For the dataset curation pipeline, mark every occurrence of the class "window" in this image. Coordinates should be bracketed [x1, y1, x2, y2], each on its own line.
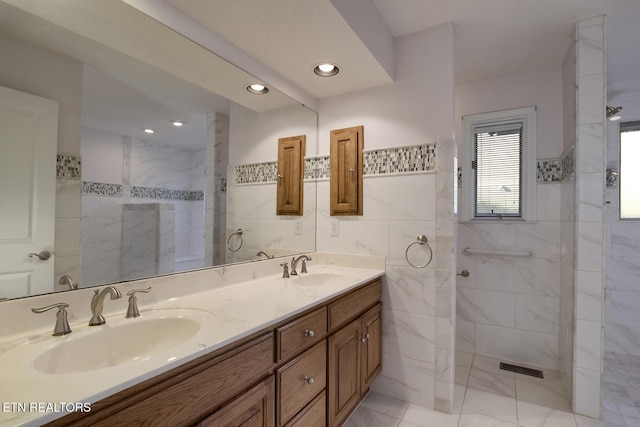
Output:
[460, 107, 536, 221]
[620, 121, 640, 219]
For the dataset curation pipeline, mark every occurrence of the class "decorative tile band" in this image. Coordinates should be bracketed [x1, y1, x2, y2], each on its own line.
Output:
[534, 147, 575, 183]
[56, 153, 82, 179]
[561, 147, 575, 180]
[83, 182, 122, 196]
[235, 161, 278, 184]
[385, 144, 436, 174]
[235, 143, 437, 184]
[83, 182, 203, 201]
[313, 157, 330, 180]
[537, 159, 563, 182]
[131, 186, 204, 201]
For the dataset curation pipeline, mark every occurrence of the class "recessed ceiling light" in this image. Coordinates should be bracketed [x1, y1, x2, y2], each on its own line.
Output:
[144, 128, 154, 134]
[313, 63, 340, 77]
[172, 121, 184, 127]
[246, 83, 269, 95]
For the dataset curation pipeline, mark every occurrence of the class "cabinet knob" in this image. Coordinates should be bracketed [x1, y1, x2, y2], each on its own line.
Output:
[360, 333, 370, 343]
[349, 168, 355, 174]
[304, 329, 315, 338]
[304, 376, 315, 385]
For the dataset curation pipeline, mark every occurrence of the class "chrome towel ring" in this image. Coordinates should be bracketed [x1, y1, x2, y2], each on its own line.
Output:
[405, 235, 433, 269]
[227, 229, 243, 252]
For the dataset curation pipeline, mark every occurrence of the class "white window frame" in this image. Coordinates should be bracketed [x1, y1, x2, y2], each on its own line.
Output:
[460, 106, 537, 222]
[619, 121, 640, 220]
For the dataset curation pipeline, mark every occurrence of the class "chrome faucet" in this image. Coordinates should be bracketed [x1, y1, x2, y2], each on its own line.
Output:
[58, 274, 78, 290]
[257, 251, 273, 259]
[290, 255, 312, 275]
[89, 286, 122, 326]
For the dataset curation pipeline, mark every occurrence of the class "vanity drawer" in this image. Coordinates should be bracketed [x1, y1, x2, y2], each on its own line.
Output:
[328, 279, 381, 331]
[276, 306, 327, 362]
[283, 391, 326, 427]
[277, 340, 326, 425]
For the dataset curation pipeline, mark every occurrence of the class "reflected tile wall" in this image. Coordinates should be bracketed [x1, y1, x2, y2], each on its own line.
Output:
[81, 133, 206, 286]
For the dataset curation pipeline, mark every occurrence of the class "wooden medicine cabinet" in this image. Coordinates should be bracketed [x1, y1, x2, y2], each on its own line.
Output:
[277, 135, 306, 216]
[330, 126, 363, 216]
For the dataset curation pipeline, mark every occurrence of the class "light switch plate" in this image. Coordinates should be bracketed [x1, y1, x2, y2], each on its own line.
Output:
[294, 219, 303, 235]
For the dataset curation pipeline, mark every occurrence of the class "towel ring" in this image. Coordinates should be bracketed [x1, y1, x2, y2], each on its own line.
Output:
[405, 235, 433, 269]
[227, 229, 243, 252]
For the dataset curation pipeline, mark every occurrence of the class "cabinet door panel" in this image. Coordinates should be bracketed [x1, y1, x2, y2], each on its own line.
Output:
[277, 135, 305, 215]
[360, 303, 382, 393]
[327, 320, 361, 427]
[330, 126, 363, 215]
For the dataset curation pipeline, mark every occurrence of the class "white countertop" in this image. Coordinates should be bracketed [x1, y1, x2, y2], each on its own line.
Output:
[0, 260, 384, 426]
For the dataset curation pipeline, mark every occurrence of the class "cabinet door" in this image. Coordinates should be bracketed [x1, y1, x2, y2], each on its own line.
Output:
[330, 126, 363, 216]
[277, 135, 305, 216]
[197, 376, 275, 427]
[360, 303, 382, 393]
[327, 319, 361, 427]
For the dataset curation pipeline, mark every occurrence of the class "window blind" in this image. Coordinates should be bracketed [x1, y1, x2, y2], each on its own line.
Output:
[473, 122, 523, 218]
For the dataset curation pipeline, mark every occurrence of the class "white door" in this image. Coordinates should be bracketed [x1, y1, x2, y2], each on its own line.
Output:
[0, 85, 58, 298]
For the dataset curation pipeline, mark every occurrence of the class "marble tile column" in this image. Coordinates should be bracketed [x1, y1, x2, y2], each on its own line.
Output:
[573, 15, 606, 419]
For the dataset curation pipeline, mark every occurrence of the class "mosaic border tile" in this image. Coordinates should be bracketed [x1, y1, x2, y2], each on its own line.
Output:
[82, 182, 122, 196]
[56, 153, 81, 179]
[235, 143, 437, 184]
[537, 158, 563, 182]
[561, 147, 575, 180]
[131, 186, 204, 201]
[235, 161, 278, 184]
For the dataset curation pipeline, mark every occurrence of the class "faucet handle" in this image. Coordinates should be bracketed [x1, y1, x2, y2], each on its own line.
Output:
[280, 262, 290, 278]
[126, 287, 152, 318]
[301, 259, 308, 274]
[31, 303, 72, 336]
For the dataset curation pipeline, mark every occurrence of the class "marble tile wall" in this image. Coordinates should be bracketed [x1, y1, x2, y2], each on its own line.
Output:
[55, 153, 82, 292]
[298, 140, 456, 412]
[121, 203, 175, 280]
[455, 180, 563, 371]
[573, 15, 606, 419]
[604, 79, 640, 359]
[204, 112, 229, 267]
[81, 131, 207, 286]
[559, 37, 577, 407]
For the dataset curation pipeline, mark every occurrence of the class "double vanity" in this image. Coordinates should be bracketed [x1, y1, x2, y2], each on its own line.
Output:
[0, 253, 385, 426]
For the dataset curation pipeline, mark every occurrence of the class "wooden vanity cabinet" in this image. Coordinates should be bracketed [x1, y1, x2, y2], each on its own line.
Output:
[45, 279, 382, 427]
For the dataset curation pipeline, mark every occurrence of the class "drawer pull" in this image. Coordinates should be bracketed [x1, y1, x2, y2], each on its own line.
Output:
[304, 376, 315, 385]
[304, 329, 315, 338]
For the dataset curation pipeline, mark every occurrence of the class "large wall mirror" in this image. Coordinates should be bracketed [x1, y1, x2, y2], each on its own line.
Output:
[0, 0, 317, 300]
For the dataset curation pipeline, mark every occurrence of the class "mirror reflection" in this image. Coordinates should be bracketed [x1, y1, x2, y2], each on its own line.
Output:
[0, 0, 317, 299]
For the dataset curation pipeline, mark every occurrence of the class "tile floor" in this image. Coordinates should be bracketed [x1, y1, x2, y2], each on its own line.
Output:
[602, 352, 640, 427]
[344, 353, 623, 427]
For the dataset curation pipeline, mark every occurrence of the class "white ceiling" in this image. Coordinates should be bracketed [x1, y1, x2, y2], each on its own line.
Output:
[162, 0, 640, 93]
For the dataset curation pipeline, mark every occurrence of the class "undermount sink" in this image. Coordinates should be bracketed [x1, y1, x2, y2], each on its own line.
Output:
[291, 272, 351, 286]
[32, 310, 209, 374]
